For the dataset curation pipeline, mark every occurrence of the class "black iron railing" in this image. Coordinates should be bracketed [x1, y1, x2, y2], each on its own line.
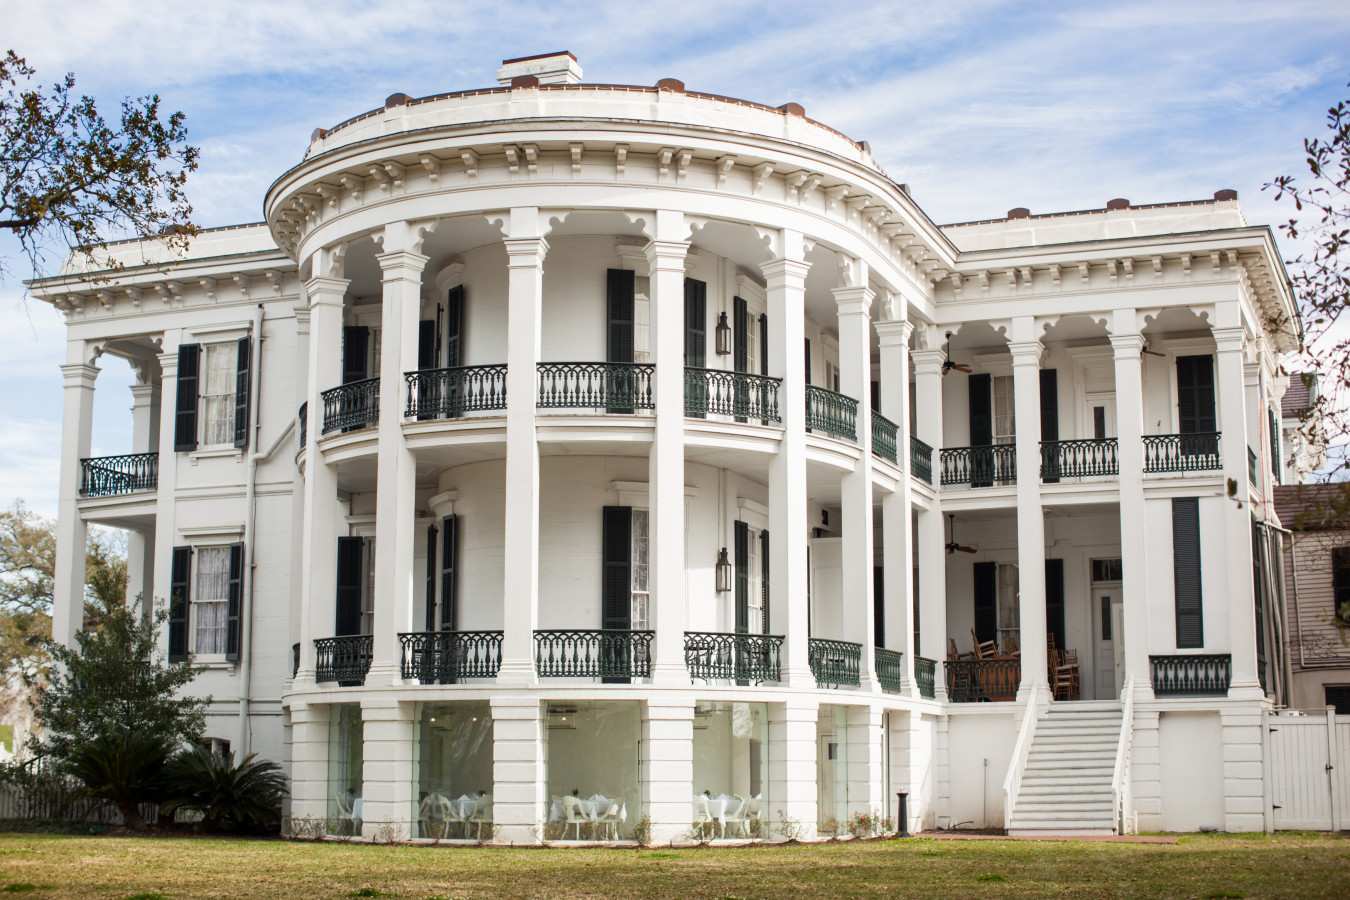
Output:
[684, 632, 783, 683]
[915, 656, 936, 699]
[321, 378, 380, 435]
[79, 452, 158, 497]
[940, 444, 1016, 487]
[404, 365, 507, 419]
[536, 362, 655, 411]
[945, 658, 1020, 702]
[911, 437, 933, 485]
[314, 635, 373, 686]
[808, 638, 862, 688]
[1248, 446, 1259, 486]
[684, 368, 781, 422]
[872, 413, 899, 464]
[1150, 654, 1232, 696]
[399, 631, 503, 683]
[875, 647, 904, 693]
[805, 386, 858, 442]
[1142, 432, 1221, 473]
[534, 629, 654, 679]
[292, 642, 299, 678]
[298, 402, 307, 448]
[1041, 438, 1119, 480]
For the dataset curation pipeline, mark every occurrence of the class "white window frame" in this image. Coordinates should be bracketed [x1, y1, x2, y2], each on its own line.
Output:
[199, 342, 237, 448]
[191, 544, 231, 659]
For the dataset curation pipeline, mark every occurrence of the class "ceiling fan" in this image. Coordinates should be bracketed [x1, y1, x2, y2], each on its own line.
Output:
[1141, 339, 1166, 358]
[945, 514, 977, 555]
[941, 331, 972, 376]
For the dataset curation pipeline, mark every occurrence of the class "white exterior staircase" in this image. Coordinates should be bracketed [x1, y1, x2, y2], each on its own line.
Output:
[1008, 701, 1123, 835]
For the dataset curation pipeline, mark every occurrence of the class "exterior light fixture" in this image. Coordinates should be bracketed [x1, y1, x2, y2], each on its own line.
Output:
[715, 311, 732, 355]
[715, 546, 732, 592]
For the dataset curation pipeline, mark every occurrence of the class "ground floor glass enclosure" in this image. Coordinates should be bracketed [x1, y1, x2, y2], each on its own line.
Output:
[691, 701, 768, 838]
[544, 700, 641, 840]
[413, 701, 494, 839]
[327, 704, 364, 834]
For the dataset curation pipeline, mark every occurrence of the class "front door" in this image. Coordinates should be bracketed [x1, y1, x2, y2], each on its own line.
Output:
[1085, 393, 1116, 440]
[1092, 584, 1124, 700]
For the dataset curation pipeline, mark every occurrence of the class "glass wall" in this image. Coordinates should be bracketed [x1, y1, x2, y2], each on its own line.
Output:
[816, 705, 849, 832]
[326, 704, 364, 834]
[413, 701, 494, 839]
[544, 701, 640, 840]
[691, 701, 769, 838]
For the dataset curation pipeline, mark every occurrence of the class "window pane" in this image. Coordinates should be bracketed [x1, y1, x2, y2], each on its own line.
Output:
[202, 344, 235, 445]
[194, 547, 229, 654]
[993, 375, 1015, 442]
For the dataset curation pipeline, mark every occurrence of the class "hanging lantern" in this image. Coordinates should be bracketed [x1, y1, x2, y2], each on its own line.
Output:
[715, 546, 733, 592]
[715, 311, 732, 355]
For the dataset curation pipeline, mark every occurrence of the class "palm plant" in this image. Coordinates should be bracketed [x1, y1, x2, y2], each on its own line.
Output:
[160, 746, 287, 832]
[64, 730, 176, 829]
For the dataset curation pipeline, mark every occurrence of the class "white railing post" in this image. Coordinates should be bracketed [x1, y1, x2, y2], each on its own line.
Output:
[1111, 677, 1137, 834]
[1002, 682, 1042, 830]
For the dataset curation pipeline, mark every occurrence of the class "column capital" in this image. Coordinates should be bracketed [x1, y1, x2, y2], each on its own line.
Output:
[503, 236, 550, 267]
[759, 257, 811, 285]
[1008, 340, 1043, 366]
[642, 238, 690, 273]
[128, 382, 159, 402]
[58, 363, 100, 387]
[304, 275, 350, 305]
[911, 348, 945, 376]
[1109, 332, 1146, 358]
[1212, 326, 1245, 354]
[874, 319, 914, 347]
[376, 248, 430, 282]
[832, 285, 874, 317]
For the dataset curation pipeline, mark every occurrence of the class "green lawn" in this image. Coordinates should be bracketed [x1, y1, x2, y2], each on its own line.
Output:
[0, 832, 1345, 899]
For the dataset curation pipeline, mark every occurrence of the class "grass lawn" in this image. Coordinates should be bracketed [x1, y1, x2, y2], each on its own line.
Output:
[0, 832, 1345, 899]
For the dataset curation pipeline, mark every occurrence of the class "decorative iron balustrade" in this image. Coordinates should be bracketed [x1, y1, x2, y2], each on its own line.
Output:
[314, 635, 373, 685]
[940, 444, 1016, 487]
[321, 378, 380, 435]
[910, 437, 934, 485]
[804, 386, 858, 442]
[1041, 438, 1119, 480]
[945, 658, 1021, 702]
[1248, 446, 1259, 486]
[1141, 432, 1221, 473]
[683, 368, 781, 422]
[536, 362, 655, 412]
[292, 642, 299, 678]
[872, 413, 899, 464]
[79, 452, 158, 497]
[915, 656, 937, 699]
[298, 402, 307, 448]
[404, 365, 507, 419]
[683, 632, 783, 683]
[808, 638, 862, 688]
[1149, 654, 1231, 696]
[534, 629, 654, 679]
[400, 631, 503, 683]
[875, 647, 904, 694]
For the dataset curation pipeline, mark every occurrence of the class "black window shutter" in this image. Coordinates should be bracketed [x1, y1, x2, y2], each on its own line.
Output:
[734, 521, 749, 633]
[1172, 497, 1204, 648]
[913, 564, 921, 652]
[601, 506, 632, 630]
[425, 522, 438, 632]
[342, 326, 369, 383]
[760, 529, 770, 634]
[874, 566, 885, 648]
[1177, 355, 1215, 434]
[1251, 520, 1268, 692]
[1269, 407, 1280, 482]
[973, 561, 997, 645]
[1045, 558, 1065, 653]
[169, 546, 191, 662]
[226, 541, 244, 661]
[871, 381, 881, 412]
[804, 338, 812, 384]
[733, 296, 748, 373]
[440, 515, 457, 631]
[445, 286, 464, 368]
[174, 344, 200, 452]
[418, 320, 436, 369]
[335, 536, 364, 636]
[1040, 369, 1059, 484]
[969, 373, 993, 446]
[606, 269, 635, 364]
[685, 278, 706, 367]
[1333, 547, 1350, 621]
[759, 314, 769, 375]
[233, 337, 251, 449]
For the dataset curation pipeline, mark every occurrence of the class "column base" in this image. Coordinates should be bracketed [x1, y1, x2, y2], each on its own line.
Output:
[496, 658, 539, 687]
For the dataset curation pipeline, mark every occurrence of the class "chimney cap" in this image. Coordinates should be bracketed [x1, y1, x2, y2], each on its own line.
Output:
[656, 78, 685, 92]
[497, 51, 582, 86]
[510, 74, 540, 89]
[1214, 188, 1238, 202]
[1008, 207, 1031, 219]
[779, 102, 805, 117]
[385, 93, 412, 108]
[1106, 198, 1130, 210]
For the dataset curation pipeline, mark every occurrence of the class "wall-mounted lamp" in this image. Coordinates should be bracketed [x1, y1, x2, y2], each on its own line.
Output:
[715, 546, 732, 592]
[715, 311, 732, 355]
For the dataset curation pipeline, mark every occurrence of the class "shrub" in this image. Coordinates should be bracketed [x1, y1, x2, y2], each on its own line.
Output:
[65, 731, 175, 829]
[159, 746, 286, 832]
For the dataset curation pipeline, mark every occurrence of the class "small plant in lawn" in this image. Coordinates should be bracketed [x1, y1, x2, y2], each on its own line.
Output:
[370, 821, 402, 844]
[686, 819, 715, 843]
[288, 815, 327, 841]
[160, 746, 286, 832]
[348, 889, 385, 898]
[1, 885, 39, 894]
[774, 809, 803, 842]
[820, 815, 841, 840]
[977, 873, 1007, 883]
[632, 814, 653, 846]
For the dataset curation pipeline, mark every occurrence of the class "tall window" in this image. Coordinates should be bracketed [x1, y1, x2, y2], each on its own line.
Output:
[361, 537, 377, 635]
[193, 546, 230, 655]
[630, 510, 649, 630]
[202, 343, 237, 445]
[992, 375, 1015, 444]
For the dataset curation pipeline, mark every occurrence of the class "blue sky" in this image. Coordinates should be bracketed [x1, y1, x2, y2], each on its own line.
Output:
[3, 0, 1349, 518]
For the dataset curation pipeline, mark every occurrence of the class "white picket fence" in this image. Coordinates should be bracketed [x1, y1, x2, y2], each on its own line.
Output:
[0, 783, 158, 826]
[1265, 709, 1350, 831]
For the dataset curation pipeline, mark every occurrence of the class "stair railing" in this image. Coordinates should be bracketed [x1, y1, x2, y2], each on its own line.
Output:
[1111, 677, 1137, 835]
[1002, 682, 1042, 831]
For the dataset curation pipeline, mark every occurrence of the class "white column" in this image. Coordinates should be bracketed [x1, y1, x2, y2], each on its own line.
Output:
[359, 698, 416, 839]
[644, 219, 690, 684]
[286, 702, 331, 827]
[835, 281, 878, 688]
[762, 234, 812, 688]
[491, 695, 545, 843]
[768, 697, 819, 839]
[912, 347, 947, 699]
[500, 212, 547, 685]
[53, 354, 98, 648]
[1010, 322, 1048, 695]
[289, 305, 312, 677]
[1110, 319, 1152, 699]
[846, 705, 885, 819]
[876, 319, 914, 694]
[130, 380, 160, 453]
[371, 237, 429, 685]
[642, 700, 694, 842]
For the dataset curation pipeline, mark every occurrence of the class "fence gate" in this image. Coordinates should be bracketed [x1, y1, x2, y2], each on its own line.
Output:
[1265, 710, 1347, 831]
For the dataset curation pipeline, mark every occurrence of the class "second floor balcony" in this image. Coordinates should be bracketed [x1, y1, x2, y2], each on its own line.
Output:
[79, 452, 158, 497]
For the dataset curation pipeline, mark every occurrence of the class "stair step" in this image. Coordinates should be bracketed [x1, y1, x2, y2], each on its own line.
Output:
[1020, 779, 1113, 791]
[1032, 735, 1118, 745]
[1009, 823, 1115, 834]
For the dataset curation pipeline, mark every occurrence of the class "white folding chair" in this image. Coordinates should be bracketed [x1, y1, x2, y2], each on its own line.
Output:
[562, 795, 589, 840]
[598, 801, 622, 840]
[469, 794, 493, 841]
[722, 794, 749, 838]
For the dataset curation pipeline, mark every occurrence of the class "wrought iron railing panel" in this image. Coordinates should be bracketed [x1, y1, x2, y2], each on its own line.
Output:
[910, 437, 933, 485]
[808, 638, 862, 688]
[1149, 654, 1231, 696]
[536, 362, 655, 411]
[683, 368, 781, 422]
[404, 365, 507, 419]
[1141, 432, 1221, 473]
[915, 656, 937, 699]
[804, 385, 858, 442]
[314, 635, 373, 685]
[939, 444, 1016, 487]
[298, 402, 307, 448]
[400, 631, 503, 683]
[872, 413, 899, 464]
[79, 452, 158, 497]
[321, 378, 380, 435]
[875, 647, 904, 693]
[683, 632, 783, 683]
[945, 658, 1021, 702]
[1041, 438, 1119, 480]
[292, 642, 299, 678]
[534, 629, 654, 679]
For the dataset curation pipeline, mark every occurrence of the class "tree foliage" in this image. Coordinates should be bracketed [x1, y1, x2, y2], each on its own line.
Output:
[0, 49, 198, 282]
[160, 747, 287, 832]
[65, 730, 176, 829]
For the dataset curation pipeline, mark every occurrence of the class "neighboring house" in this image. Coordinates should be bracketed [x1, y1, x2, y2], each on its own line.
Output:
[1280, 373, 1326, 485]
[29, 52, 1300, 840]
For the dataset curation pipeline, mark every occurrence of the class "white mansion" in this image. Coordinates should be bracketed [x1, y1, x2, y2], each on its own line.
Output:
[33, 53, 1300, 841]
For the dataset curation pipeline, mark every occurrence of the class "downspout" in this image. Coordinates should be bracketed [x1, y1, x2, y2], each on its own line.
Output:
[236, 303, 271, 759]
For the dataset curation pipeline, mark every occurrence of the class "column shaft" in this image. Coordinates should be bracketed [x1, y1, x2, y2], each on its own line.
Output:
[491, 696, 545, 843]
[768, 698, 819, 839]
[642, 701, 694, 842]
[877, 320, 914, 693]
[359, 698, 415, 838]
[53, 356, 97, 648]
[1010, 329, 1048, 693]
[151, 343, 181, 658]
[912, 348, 947, 697]
[1111, 320, 1151, 697]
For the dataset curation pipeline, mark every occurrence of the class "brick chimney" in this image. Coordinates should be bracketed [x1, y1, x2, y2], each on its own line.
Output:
[497, 52, 583, 86]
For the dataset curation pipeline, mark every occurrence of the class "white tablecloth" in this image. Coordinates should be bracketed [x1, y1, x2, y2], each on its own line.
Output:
[450, 794, 481, 820]
[548, 794, 627, 823]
